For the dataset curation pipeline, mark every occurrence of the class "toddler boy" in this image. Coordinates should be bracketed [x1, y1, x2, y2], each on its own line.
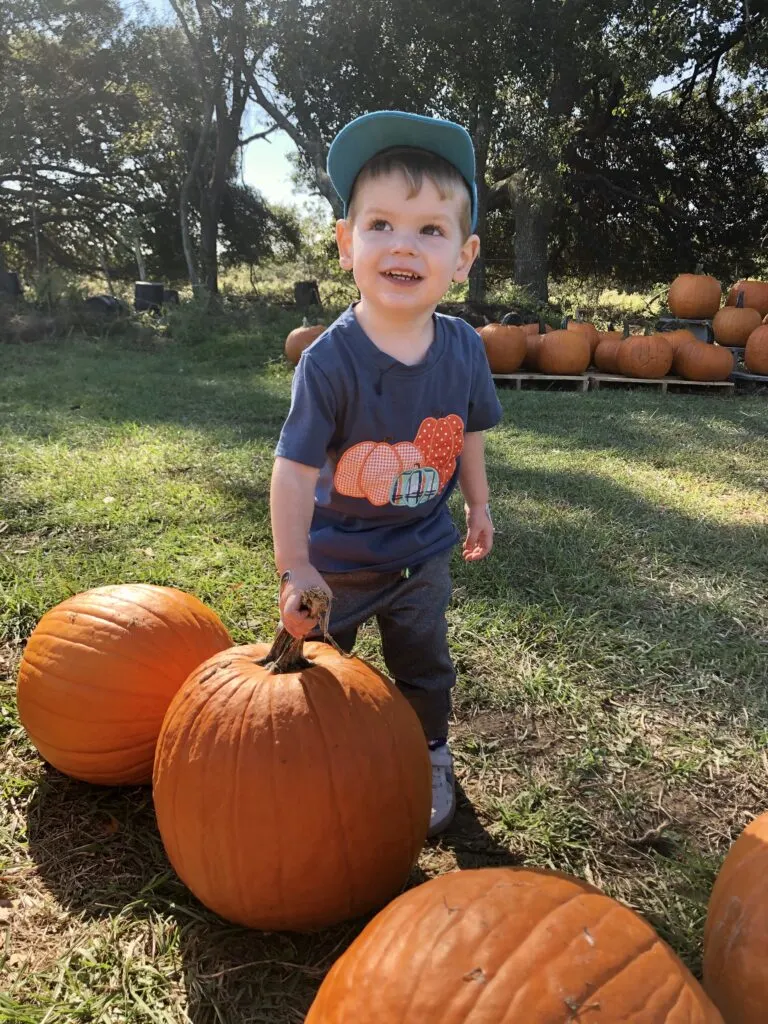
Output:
[271, 110, 502, 835]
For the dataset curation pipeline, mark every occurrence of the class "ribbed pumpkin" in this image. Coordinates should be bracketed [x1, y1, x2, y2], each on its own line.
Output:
[726, 280, 768, 318]
[306, 866, 723, 1024]
[285, 323, 325, 365]
[703, 812, 768, 1023]
[744, 325, 768, 375]
[522, 332, 544, 370]
[674, 341, 734, 381]
[476, 323, 526, 373]
[668, 273, 722, 319]
[17, 585, 232, 785]
[616, 335, 673, 379]
[713, 294, 761, 347]
[537, 329, 590, 374]
[594, 337, 623, 372]
[662, 329, 699, 354]
[153, 618, 431, 931]
[597, 330, 623, 345]
[566, 320, 601, 359]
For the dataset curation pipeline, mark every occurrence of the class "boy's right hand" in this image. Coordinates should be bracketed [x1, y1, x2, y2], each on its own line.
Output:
[279, 564, 332, 638]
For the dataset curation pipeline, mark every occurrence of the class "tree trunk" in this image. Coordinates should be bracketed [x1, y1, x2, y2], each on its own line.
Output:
[199, 195, 220, 295]
[179, 99, 212, 291]
[133, 236, 146, 281]
[513, 191, 553, 303]
[468, 98, 493, 305]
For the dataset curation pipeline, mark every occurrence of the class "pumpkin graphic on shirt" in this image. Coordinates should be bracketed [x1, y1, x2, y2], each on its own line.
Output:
[333, 415, 464, 507]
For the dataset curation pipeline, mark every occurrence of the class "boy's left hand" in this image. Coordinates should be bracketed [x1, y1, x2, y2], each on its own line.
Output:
[463, 503, 494, 561]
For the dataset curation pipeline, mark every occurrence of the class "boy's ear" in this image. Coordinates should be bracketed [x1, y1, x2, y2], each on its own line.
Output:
[453, 233, 480, 283]
[335, 218, 353, 270]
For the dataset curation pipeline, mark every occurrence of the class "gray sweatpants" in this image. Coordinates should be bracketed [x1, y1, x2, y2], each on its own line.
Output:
[310, 549, 455, 740]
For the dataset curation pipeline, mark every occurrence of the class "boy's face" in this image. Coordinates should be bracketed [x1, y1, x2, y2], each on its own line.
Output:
[335, 169, 479, 319]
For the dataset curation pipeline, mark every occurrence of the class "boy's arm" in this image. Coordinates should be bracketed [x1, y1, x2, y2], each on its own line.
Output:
[458, 431, 494, 562]
[271, 456, 331, 637]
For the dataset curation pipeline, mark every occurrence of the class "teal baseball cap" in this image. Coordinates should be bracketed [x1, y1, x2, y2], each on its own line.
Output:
[327, 110, 478, 232]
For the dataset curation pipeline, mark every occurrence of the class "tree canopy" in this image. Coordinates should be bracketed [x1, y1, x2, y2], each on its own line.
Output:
[1, 0, 766, 298]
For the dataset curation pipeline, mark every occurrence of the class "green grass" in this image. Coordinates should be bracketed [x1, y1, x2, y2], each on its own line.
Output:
[1, 309, 767, 1021]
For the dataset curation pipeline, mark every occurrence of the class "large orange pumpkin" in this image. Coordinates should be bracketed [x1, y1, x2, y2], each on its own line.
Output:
[668, 273, 722, 319]
[16, 585, 231, 784]
[597, 330, 624, 345]
[673, 341, 734, 381]
[616, 335, 673, 379]
[744, 324, 768, 375]
[285, 323, 325, 365]
[726, 280, 768, 318]
[522, 333, 543, 369]
[713, 292, 761, 346]
[477, 323, 526, 373]
[537, 329, 590, 374]
[566, 319, 600, 358]
[661, 329, 699, 354]
[306, 866, 723, 1023]
[153, 627, 431, 932]
[594, 337, 623, 372]
[703, 812, 768, 1023]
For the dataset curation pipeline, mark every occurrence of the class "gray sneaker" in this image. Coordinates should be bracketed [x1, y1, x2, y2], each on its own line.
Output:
[427, 743, 456, 837]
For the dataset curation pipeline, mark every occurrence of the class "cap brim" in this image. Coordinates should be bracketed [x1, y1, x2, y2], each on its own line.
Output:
[327, 111, 477, 232]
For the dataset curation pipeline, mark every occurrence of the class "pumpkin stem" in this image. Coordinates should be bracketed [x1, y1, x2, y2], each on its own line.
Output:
[258, 588, 350, 673]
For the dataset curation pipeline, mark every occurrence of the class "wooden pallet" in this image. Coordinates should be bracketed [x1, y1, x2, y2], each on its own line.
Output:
[492, 372, 589, 391]
[588, 373, 734, 393]
[492, 372, 737, 394]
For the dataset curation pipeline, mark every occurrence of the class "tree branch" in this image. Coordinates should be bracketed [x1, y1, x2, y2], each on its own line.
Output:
[238, 124, 280, 147]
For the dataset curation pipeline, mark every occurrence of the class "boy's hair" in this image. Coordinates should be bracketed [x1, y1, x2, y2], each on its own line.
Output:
[347, 146, 473, 239]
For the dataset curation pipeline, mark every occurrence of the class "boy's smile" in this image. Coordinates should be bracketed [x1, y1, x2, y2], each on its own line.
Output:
[336, 171, 479, 322]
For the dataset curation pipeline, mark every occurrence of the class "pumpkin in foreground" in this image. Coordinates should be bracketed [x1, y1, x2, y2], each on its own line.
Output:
[153, 622, 431, 931]
[306, 866, 722, 1023]
[703, 812, 768, 1023]
[16, 584, 232, 785]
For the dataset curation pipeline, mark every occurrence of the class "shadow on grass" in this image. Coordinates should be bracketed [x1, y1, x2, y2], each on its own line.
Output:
[495, 389, 768, 495]
[466, 461, 768, 708]
[435, 781, 521, 870]
[27, 766, 482, 1023]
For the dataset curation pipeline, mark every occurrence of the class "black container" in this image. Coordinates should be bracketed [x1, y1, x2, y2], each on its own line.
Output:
[0, 270, 22, 297]
[134, 281, 164, 313]
[294, 280, 322, 309]
[163, 288, 180, 306]
[656, 317, 714, 343]
[85, 295, 125, 314]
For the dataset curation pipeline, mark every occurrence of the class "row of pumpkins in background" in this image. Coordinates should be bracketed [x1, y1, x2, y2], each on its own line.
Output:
[477, 273, 768, 381]
[13, 582, 768, 1022]
[284, 274, 768, 378]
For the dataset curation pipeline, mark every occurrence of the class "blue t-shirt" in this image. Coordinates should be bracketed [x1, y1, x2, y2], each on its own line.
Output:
[275, 304, 503, 572]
